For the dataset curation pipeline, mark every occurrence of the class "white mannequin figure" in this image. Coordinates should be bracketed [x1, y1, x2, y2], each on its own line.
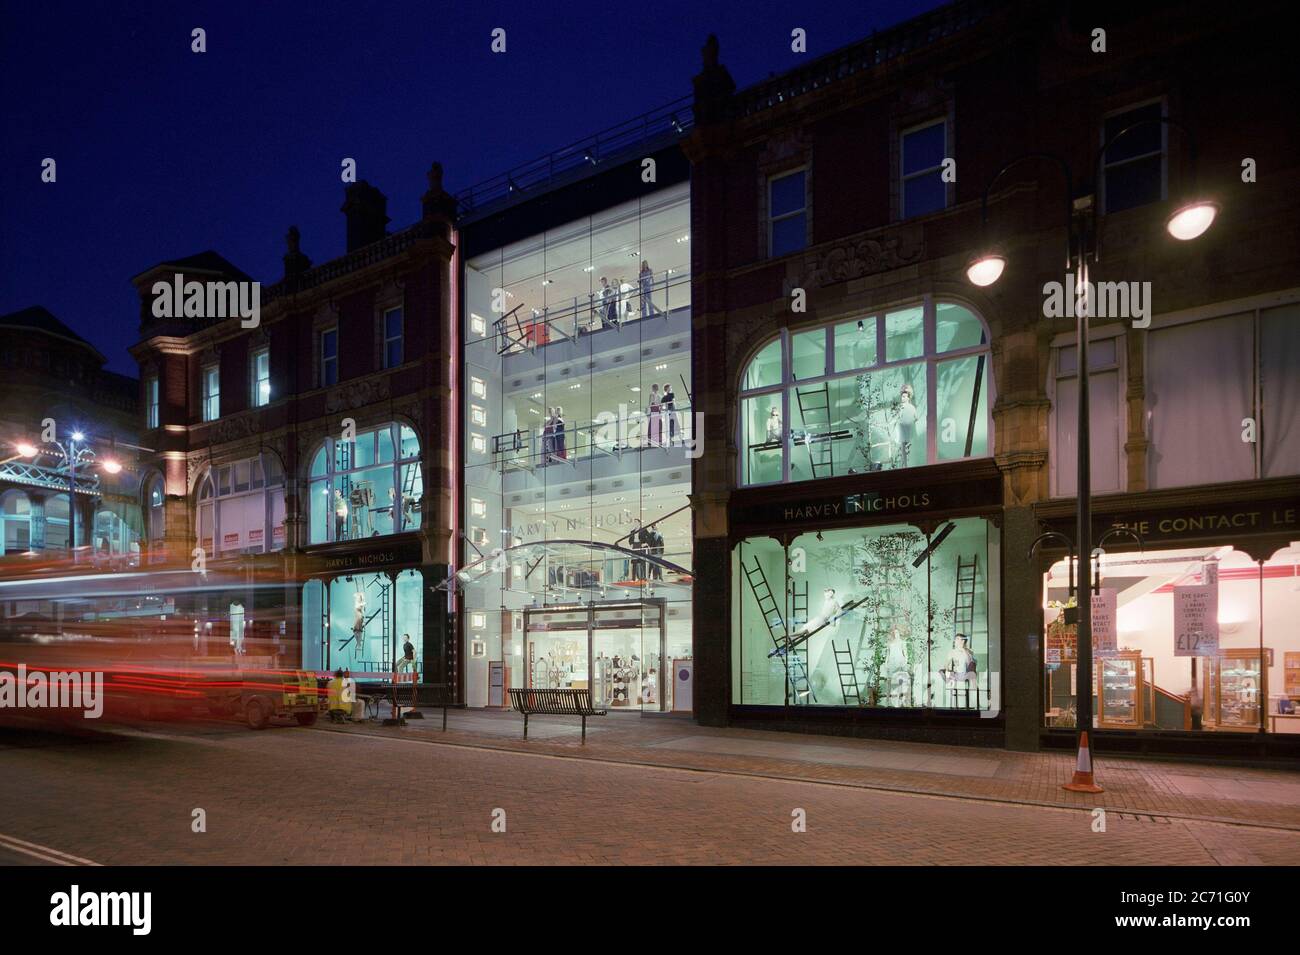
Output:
[884, 627, 910, 706]
[352, 590, 366, 640]
[333, 489, 349, 540]
[896, 383, 918, 467]
[765, 407, 783, 444]
[940, 633, 978, 692]
[229, 602, 245, 656]
[797, 587, 842, 637]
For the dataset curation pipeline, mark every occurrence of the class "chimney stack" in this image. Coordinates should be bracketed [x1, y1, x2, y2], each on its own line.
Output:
[283, 225, 312, 279]
[341, 181, 390, 252]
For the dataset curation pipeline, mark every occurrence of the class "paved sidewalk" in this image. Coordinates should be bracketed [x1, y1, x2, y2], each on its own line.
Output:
[328, 706, 1300, 830]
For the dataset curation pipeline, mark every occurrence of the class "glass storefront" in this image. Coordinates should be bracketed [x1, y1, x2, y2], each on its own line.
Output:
[308, 423, 422, 544]
[739, 300, 991, 486]
[732, 516, 1000, 711]
[302, 568, 424, 678]
[1042, 543, 1300, 734]
[460, 181, 694, 709]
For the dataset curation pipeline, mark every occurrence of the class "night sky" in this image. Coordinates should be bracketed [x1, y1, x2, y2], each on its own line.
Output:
[1, 0, 942, 375]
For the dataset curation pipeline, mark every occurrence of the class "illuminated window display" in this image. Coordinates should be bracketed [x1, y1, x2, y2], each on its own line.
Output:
[307, 422, 422, 544]
[195, 453, 286, 555]
[739, 300, 990, 486]
[301, 568, 424, 677]
[732, 516, 999, 710]
[1041, 544, 1300, 734]
[460, 182, 694, 709]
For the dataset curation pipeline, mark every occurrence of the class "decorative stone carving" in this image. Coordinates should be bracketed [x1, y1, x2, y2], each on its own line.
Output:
[209, 414, 260, 444]
[324, 376, 391, 414]
[801, 233, 923, 288]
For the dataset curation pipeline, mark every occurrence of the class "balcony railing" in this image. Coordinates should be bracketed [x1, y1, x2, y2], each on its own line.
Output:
[490, 269, 689, 356]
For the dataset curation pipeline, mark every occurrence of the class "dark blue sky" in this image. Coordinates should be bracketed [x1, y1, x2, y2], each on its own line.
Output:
[2, 0, 943, 375]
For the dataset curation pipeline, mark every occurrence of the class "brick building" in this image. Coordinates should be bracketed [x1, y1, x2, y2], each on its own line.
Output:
[129, 167, 459, 690]
[686, 0, 1299, 756]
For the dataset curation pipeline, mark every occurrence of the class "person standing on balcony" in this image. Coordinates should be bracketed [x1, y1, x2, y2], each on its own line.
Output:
[554, 406, 567, 460]
[599, 277, 616, 326]
[662, 381, 679, 445]
[542, 408, 555, 463]
[639, 260, 658, 317]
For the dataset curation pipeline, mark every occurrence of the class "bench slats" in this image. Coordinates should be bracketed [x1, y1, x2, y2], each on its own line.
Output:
[507, 687, 607, 716]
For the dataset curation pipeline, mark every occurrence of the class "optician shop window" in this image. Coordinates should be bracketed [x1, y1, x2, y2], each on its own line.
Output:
[739, 299, 991, 486]
[308, 422, 422, 544]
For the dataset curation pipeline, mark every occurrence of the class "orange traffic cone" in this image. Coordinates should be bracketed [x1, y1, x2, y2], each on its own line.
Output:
[1063, 731, 1104, 793]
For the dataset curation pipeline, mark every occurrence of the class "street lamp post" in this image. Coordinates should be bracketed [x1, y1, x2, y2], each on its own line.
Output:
[968, 117, 1216, 790]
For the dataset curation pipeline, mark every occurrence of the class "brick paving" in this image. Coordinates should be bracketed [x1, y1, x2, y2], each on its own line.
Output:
[346, 706, 1300, 830]
[0, 717, 1297, 865]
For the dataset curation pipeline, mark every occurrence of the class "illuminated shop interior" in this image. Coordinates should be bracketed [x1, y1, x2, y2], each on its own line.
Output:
[1042, 544, 1300, 733]
[460, 181, 694, 710]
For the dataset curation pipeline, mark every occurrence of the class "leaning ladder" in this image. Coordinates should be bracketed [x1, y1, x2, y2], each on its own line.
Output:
[742, 557, 815, 704]
[833, 641, 862, 705]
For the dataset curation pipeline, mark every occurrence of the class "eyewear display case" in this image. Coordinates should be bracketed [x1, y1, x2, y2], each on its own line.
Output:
[1096, 650, 1146, 728]
[1206, 649, 1267, 732]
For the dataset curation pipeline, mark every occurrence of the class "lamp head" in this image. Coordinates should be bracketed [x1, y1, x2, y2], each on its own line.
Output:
[71, 431, 85, 442]
[15, 442, 38, 458]
[965, 253, 1006, 287]
[101, 459, 123, 475]
[1166, 200, 1218, 241]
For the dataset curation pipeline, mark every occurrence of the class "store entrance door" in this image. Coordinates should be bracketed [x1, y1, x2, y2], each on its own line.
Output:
[522, 600, 667, 713]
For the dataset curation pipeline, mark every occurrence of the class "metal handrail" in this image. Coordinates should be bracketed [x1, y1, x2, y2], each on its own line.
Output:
[455, 96, 694, 214]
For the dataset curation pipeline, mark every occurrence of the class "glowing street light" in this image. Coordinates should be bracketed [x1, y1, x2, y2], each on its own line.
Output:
[1166, 200, 1219, 241]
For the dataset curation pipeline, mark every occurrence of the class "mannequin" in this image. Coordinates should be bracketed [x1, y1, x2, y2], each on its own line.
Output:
[943, 633, 977, 681]
[352, 590, 366, 651]
[229, 602, 246, 656]
[648, 385, 662, 446]
[765, 407, 783, 444]
[884, 626, 910, 706]
[797, 587, 843, 637]
[553, 406, 567, 460]
[333, 490, 349, 540]
[896, 383, 918, 468]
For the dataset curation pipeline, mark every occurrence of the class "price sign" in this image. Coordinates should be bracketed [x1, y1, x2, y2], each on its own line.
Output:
[1091, 589, 1118, 658]
[1174, 584, 1219, 657]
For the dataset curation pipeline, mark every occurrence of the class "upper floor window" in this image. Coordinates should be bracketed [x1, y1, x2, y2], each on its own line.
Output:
[145, 375, 159, 429]
[196, 454, 286, 556]
[1101, 101, 1165, 214]
[739, 299, 991, 486]
[201, 364, 220, 421]
[250, 347, 270, 407]
[1051, 336, 1123, 497]
[307, 422, 423, 544]
[901, 119, 947, 219]
[321, 328, 339, 386]
[383, 307, 404, 368]
[145, 474, 166, 557]
[768, 169, 807, 257]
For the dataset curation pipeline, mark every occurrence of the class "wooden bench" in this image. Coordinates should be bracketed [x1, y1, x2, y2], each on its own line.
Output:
[507, 688, 607, 743]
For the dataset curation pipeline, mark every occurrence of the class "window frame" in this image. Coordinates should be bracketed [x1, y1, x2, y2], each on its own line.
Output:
[899, 118, 948, 219]
[307, 422, 423, 544]
[1100, 98, 1168, 215]
[737, 296, 993, 487]
[250, 346, 271, 408]
[767, 166, 809, 258]
[145, 375, 160, 429]
[382, 306, 404, 369]
[201, 363, 220, 422]
[1048, 330, 1126, 498]
[320, 327, 339, 387]
[195, 452, 286, 556]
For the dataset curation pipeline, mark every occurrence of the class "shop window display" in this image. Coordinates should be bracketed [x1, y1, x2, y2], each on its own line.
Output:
[308, 423, 422, 544]
[733, 517, 997, 710]
[306, 569, 423, 677]
[1042, 544, 1300, 734]
[740, 298, 990, 486]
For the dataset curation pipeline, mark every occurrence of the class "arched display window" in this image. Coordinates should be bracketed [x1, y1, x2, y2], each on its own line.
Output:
[194, 452, 287, 555]
[738, 298, 992, 486]
[307, 422, 422, 544]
